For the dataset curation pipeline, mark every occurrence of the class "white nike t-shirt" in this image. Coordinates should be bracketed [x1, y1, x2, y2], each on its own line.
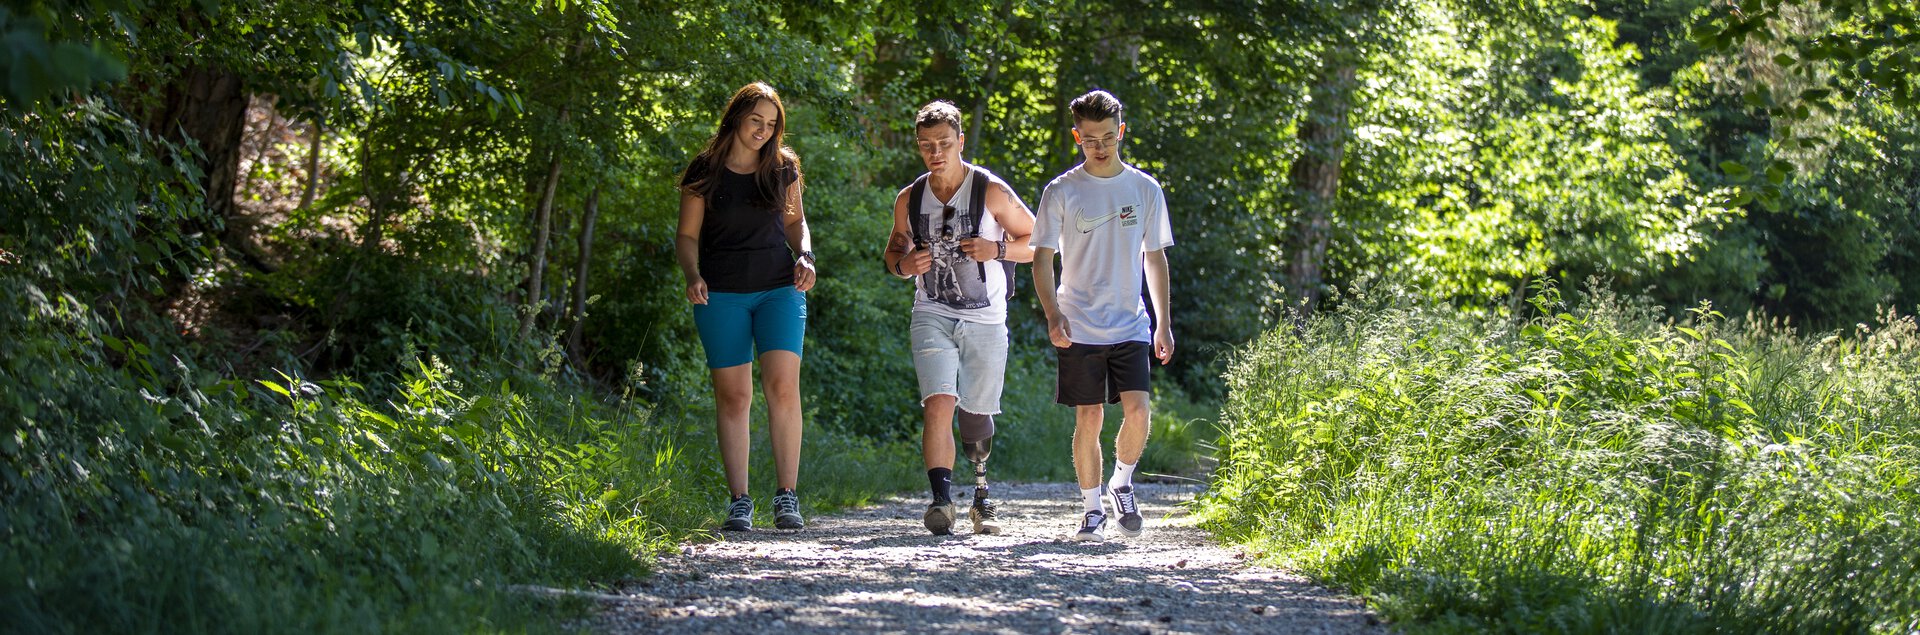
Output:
[1031, 163, 1175, 345]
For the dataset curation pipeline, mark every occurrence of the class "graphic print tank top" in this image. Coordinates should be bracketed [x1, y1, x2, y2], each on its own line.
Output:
[912, 168, 1008, 325]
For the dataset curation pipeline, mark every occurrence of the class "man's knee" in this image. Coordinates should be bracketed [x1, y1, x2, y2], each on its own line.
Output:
[958, 410, 994, 462]
[1073, 404, 1106, 428]
[1120, 392, 1150, 421]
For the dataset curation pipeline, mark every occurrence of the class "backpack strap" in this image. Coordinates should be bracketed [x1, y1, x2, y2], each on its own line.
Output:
[966, 167, 1019, 298]
[904, 173, 930, 285]
[966, 167, 989, 232]
[967, 167, 989, 284]
[907, 172, 931, 248]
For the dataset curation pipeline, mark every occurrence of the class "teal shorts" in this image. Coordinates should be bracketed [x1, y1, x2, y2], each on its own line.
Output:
[692, 286, 807, 369]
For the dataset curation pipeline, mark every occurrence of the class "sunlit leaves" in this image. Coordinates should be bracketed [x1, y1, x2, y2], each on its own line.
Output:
[1690, 0, 1919, 213]
[1340, 10, 1727, 303]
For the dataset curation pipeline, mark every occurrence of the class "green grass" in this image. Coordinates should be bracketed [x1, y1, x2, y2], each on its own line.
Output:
[0, 261, 1206, 635]
[1197, 283, 1920, 633]
[0, 311, 922, 634]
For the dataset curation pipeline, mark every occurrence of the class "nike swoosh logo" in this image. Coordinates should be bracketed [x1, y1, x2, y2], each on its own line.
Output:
[1077, 209, 1122, 233]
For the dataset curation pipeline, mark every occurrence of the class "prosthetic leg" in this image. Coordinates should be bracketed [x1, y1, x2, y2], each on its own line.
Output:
[958, 410, 1001, 534]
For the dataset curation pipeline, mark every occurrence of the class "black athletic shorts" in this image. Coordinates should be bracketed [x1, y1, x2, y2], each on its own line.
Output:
[1054, 341, 1152, 406]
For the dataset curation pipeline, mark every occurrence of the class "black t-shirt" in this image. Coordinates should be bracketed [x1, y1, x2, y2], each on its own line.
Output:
[681, 161, 798, 292]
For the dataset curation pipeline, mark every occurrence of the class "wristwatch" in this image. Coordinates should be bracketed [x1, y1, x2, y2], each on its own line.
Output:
[995, 240, 1006, 261]
[798, 250, 816, 266]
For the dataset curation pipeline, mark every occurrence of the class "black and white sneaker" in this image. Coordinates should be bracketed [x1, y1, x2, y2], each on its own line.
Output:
[1108, 485, 1143, 537]
[772, 489, 804, 530]
[721, 495, 753, 532]
[969, 493, 1002, 535]
[1073, 510, 1108, 542]
[924, 499, 958, 535]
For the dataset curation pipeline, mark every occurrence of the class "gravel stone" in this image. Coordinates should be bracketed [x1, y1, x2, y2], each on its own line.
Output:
[580, 482, 1383, 634]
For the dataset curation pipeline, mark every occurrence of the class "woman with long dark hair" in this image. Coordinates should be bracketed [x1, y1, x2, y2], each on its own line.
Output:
[676, 82, 815, 531]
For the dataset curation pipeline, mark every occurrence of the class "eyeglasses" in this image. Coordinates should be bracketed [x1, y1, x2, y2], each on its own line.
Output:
[1078, 135, 1121, 150]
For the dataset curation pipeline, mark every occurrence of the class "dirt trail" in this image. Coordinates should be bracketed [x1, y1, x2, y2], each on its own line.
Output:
[585, 482, 1382, 634]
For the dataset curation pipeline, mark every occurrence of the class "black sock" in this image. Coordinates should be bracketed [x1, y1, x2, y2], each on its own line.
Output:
[776, 488, 795, 497]
[928, 468, 953, 503]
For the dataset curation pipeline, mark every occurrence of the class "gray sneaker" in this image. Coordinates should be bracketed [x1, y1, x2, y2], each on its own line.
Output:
[969, 494, 1002, 535]
[1073, 510, 1108, 542]
[772, 489, 804, 530]
[924, 499, 958, 535]
[722, 496, 753, 532]
[1107, 485, 1143, 537]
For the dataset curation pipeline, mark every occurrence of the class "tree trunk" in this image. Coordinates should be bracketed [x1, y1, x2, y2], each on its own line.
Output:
[146, 65, 249, 222]
[1284, 55, 1357, 317]
[1052, 48, 1082, 172]
[520, 32, 588, 339]
[968, 53, 999, 157]
[139, 65, 252, 290]
[555, 203, 575, 324]
[357, 127, 395, 256]
[220, 96, 286, 273]
[566, 188, 601, 367]
[298, 119, 323, 209]
[519, 147, 565, 339]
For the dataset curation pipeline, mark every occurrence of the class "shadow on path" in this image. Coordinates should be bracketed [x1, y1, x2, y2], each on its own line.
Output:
[586, 482, 1382, 634]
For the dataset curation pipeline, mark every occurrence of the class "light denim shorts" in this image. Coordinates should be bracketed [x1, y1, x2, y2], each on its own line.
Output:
[910, 311, 1009, 415]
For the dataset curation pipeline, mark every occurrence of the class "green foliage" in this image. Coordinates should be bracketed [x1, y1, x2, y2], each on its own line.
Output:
[1610, 0, 1920, 324]
[0, 94, 912, 633]
[1337, 10, 1729, 305]
[1, 117, 620, 632]
[1694, 0, 1917, 110]
[3, 327, 690, 633]
[1633, 0, 1920, 323]
[1200, 281, 1920, 632]
[1687, 0, 1917, 214]
[0, 6, 126, 107]
[1, 100, 212, 299]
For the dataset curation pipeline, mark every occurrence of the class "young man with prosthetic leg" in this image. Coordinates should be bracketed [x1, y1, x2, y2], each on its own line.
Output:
[883, 101, 1037, 535]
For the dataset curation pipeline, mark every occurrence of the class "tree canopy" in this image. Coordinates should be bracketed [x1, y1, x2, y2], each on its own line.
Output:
[4, 0, 1916, 454]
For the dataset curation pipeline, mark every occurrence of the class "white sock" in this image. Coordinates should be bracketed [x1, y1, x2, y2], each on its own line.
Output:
[1081, 486, 1105, 514]
[1108, 461, 1137, 492]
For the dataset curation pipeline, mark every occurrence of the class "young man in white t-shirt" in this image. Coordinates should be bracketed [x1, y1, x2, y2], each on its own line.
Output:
[1031, 90, 1175, 541]
[883, 101, 1037, 535]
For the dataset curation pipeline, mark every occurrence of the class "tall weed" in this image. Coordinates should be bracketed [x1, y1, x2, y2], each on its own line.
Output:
[1200, 283, 1920, 633]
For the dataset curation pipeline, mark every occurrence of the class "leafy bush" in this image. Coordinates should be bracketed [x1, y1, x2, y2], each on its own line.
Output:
[0, 99, 917, 634]
[1200, 282, 1920, 633]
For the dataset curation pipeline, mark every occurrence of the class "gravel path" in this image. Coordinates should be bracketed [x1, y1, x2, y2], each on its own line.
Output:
[584, 482, 1383, 634]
